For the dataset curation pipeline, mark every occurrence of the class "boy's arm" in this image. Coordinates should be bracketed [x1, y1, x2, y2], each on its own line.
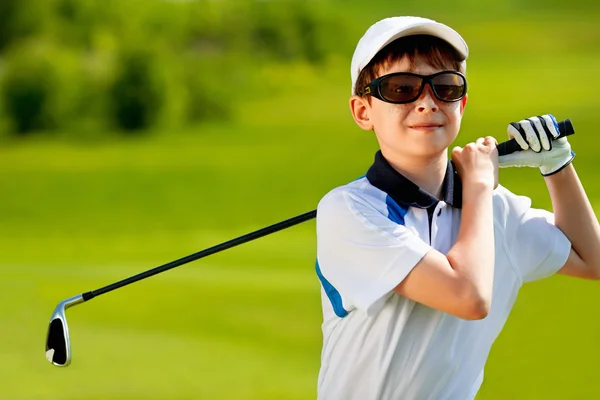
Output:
[394, 179, 495, 320]
[498, 114, 600, 280]
[546, 165, 600, 279]
[395, 137, 498, 320]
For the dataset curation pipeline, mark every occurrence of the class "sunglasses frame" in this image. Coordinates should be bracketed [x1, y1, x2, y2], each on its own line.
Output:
[362, 70, 467, 104]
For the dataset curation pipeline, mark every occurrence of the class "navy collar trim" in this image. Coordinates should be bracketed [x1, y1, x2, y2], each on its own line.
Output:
[365, 150, 462, 209]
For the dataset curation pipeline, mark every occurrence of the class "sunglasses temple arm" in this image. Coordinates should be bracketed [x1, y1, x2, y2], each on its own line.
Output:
[496, 119, 574, 156]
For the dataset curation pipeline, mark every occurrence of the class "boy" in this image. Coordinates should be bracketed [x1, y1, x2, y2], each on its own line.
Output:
[315, 16, 600, 399]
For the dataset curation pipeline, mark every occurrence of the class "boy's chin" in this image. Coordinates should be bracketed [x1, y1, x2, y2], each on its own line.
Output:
[409, 133, 456, 155]
[387, 143, 450, 159]
[412, 146, 450, 158]
[376, 129, 457, 157]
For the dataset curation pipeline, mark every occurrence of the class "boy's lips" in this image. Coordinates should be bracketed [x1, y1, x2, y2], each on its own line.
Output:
[409, 123, 445, 130]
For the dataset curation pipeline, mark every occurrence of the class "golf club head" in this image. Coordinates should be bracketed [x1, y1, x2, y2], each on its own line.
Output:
[45, 294, 84, 367]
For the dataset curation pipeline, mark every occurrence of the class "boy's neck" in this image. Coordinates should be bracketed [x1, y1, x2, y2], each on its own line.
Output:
[380, 149, 448, 200]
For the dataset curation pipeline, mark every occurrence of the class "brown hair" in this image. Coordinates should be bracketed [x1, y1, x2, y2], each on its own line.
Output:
[354, 34, 465, 97]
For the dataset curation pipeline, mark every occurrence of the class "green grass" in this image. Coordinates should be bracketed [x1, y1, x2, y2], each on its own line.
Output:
[3, 5, 600, 399]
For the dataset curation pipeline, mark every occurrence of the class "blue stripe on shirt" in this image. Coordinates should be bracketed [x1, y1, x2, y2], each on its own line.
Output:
[316, 260, 349, 318]
[386, 195, 408, 225]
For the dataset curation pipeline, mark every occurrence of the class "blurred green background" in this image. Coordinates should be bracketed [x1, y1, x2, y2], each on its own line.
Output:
[1, 0, 599, 399]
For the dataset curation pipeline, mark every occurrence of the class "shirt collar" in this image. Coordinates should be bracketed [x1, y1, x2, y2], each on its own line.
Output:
[365, 150, 463, 209]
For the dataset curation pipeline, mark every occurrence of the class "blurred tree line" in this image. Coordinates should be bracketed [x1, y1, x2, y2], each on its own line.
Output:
[0, 0, 353, 139]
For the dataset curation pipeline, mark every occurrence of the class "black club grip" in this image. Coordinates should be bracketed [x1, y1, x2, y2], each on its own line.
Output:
[496, 119, 575, 156]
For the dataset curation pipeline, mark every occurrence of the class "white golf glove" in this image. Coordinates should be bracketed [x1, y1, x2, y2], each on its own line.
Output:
[498, 114, 575, 176]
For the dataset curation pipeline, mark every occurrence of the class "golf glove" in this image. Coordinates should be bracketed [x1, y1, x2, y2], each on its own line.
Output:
[498, 114, 575, 176]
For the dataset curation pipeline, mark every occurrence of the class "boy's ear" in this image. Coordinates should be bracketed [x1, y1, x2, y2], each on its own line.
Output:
[459, 94, 468, 115]
[349, 95, 374, 130]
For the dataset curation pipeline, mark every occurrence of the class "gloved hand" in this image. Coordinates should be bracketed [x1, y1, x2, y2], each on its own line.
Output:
[498, 114, 575, 176]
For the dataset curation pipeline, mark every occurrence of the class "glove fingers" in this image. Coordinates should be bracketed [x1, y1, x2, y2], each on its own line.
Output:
[508, 123, 530, 150]
[519, 119, 542, 153]
[503, 113, 573, 175]
[529, 117, 552, 151]
[541, 114, 560, 139]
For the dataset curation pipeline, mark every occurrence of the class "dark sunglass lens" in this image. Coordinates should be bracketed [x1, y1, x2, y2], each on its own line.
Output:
[380, 75, 422, 103]
[432, 73, 466, 101]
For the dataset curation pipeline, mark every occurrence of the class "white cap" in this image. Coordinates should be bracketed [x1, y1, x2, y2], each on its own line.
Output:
[350, 16, 469, 94]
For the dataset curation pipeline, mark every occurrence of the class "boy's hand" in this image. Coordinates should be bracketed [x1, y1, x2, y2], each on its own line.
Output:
[452, 136, 499, 189]
[498, 114, 575, 176]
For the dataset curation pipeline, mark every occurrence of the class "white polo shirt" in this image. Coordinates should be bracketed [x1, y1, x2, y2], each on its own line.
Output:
[315, 150, 571, 400]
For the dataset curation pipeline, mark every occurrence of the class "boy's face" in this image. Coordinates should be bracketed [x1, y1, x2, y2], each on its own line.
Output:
[350, 54, 468, 160]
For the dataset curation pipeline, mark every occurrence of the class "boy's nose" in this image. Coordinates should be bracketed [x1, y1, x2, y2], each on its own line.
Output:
[416, 85, 439, 113]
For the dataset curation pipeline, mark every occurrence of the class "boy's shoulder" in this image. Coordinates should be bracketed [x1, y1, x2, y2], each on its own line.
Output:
[317, 177, 387, 214]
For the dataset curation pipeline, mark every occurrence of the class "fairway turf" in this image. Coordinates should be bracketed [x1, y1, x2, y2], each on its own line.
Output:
[2, 7, 600, 400]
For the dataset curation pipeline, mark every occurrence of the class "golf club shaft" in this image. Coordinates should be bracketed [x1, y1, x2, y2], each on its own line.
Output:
[82, 210, 317, 301]
[81, 119, 573, 302]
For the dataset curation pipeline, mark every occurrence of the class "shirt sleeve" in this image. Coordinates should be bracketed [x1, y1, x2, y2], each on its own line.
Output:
[499, 187, 571, 283]
[316, 188, 432, 316]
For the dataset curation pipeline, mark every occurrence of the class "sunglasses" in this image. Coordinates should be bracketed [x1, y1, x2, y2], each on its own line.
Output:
[362, 71, 467, 104]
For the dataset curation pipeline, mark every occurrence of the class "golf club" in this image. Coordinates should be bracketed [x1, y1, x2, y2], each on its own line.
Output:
[46, 118, 575, 367]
